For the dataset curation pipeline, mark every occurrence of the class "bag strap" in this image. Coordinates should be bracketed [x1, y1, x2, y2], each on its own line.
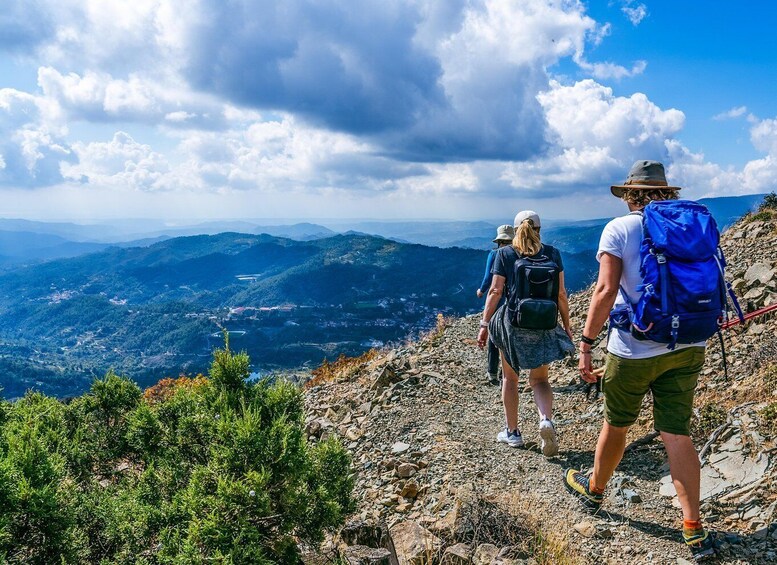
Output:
[714, 248, 745, 324]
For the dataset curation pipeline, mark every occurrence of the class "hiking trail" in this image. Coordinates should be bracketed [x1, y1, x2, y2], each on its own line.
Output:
[304, 212, 777, 565]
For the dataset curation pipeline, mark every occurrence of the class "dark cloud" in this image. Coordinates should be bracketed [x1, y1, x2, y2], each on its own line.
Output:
[182, 0, 549, 162]
[184, 0, 444, 134]
[0, 1, 55, 53]
[320, 153, 430, 188]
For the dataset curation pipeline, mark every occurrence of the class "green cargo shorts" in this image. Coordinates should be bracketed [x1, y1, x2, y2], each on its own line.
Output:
[602, 346, 705, 436]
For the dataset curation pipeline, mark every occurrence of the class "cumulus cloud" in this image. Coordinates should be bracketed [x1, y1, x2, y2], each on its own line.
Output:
[11, 0, 768, 211]
[497, 79, 685, 194]
[668, 114, 777, 197]
[713, 106, 748, 121]
[0, 89, 74, 187]
[175, 0, 649, 162]
[3, 0, 657, 165]
[60, 117, 433, 194]
[62, 131, 172, 191]
[748, 118, 777, 154]
[37, 67, 227, 129]
[621, 2, 648, 26]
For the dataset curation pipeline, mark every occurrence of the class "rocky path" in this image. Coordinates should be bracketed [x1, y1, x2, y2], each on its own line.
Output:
[306, 312, 776, 564]
[305, 212, 777, 564]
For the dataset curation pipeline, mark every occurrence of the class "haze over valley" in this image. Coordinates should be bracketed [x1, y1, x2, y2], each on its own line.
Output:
[0, 193, 763, 398]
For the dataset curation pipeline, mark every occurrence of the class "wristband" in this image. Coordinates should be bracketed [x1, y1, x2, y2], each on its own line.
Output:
[580, 334, 596, 346]
[480, 320, 489, 328]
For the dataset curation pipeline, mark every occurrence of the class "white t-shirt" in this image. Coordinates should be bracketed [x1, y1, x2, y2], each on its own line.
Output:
[597, 213, 705, 359]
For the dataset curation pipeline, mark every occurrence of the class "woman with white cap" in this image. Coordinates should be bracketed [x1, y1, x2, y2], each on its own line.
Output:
[476, 224, 515, 385]
[477, 210, 574, 457]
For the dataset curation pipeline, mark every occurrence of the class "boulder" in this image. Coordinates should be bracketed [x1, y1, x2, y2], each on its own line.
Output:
[440, 542, 471, 564]
[341, 545, 392, 565]
[744, 262, 776, 286]
[401, 480, 419, 499]
[389, 521, 442, 565]
[473, 544, 499, 565]
[340, 520, 386, 548]
[396, 463, 419, 478]
[371, 365, 401, 391]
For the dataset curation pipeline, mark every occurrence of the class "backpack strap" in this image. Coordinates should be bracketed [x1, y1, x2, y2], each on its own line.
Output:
[714, 248, 745, 324]
[654, 251, 670, 317]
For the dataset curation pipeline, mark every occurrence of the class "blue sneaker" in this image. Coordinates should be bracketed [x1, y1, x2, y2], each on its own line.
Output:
[496, 428, 524, 448]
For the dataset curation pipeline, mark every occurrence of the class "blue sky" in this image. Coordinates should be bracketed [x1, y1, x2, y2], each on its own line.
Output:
[0, 0, 775, 221]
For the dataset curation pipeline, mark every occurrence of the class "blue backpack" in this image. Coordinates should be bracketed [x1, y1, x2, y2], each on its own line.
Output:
[609, 200, 744, 350]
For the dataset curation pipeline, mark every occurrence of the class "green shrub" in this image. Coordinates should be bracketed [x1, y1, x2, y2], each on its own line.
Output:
[760, 192, 777, 211]
[746, 210, 775, 223]
[0, 416, 84, 563]
[0, 343, 354, 563]
[760, 402, 777, 436]
[692, 402, 727, 439]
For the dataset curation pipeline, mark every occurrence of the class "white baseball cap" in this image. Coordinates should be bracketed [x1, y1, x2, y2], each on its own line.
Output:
[513, 210, 541, 229]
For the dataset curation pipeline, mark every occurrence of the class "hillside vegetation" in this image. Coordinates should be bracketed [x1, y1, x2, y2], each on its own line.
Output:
[0, 339, 353, 563]
[0, 233, 489, 398]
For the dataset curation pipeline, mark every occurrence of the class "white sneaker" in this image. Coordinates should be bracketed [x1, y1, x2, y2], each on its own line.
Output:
[539, 419, 558, 457]
[496, 428, 524, 448]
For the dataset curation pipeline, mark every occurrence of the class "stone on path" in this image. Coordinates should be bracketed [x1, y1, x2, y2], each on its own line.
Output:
[473, 543, 499, 565]
[440, 542, 472, 564]
[341, 545, 392, 565]
[391, 442, 410, 455]
[573, 521, 597, 538]
[389, 521, 442, 565]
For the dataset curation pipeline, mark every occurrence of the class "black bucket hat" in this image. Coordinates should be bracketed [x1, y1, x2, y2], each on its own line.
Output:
[610, 160, 682, 197]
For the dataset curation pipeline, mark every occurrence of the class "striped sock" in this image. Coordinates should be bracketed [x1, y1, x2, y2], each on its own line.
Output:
[683, 519, 704, 540]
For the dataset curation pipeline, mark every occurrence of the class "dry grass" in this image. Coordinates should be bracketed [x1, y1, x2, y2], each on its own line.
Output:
[421, 313, 455, 346]
[142, 374, 208, 404]
[305, 349, 379, 389]
[431, 489, 580, 565]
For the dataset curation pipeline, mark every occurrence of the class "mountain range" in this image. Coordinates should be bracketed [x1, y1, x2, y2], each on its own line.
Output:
[0, 233, 488, 398]
[0, 193, 767, 398]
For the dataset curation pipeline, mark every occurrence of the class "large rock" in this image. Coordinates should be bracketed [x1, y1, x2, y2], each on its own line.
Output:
[371, 365, 401, 391]
[340, 520, 387, 548]
[401, 480, 419, 499]
[441, 543, 471, 564]
[744, 262, 776, 286]
[396, 463, 419, 478]
[341, 545, 392, 565]
[389, 521, 442, 565]
[473, 544, 499, 565]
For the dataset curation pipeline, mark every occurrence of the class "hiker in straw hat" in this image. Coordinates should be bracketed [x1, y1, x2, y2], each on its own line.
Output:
[476, 224, 515, 385]
[563, 160, 718, 561]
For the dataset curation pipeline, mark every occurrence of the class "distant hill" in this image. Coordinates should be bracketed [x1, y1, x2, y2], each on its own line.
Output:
[0, 233, 488, 398]
[0, 230, 170, 268]
[697, 194, 766, 229]
[0, 221, 334, 268]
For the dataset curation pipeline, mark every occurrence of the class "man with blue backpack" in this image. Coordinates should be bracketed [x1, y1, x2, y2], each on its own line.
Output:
[562, 160, 740, 562]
